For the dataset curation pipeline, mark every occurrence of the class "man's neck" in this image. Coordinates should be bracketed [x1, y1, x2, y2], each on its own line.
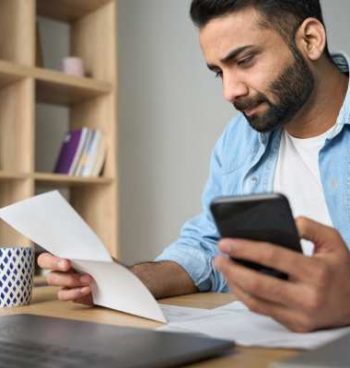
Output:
[284, 60, 349, 139]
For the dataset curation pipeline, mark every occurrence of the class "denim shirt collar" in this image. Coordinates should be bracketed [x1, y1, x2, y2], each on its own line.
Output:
[332, 53, 350, 135]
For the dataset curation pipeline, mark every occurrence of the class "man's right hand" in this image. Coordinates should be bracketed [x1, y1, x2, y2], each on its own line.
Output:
[37, 253, 93, 305]
[38, 254, 198, 303]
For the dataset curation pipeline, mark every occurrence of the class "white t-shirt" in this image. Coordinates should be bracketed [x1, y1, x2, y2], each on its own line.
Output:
[273, 128, 334, 255]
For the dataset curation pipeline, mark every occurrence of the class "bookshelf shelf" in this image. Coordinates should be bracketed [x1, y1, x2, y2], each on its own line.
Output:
[0, 0, 118, 256]
[0, 62, 112, 105]
[34, 173, 114, 186]
[37, 0, 112, 23]
[34, 68, 112, 105]
[0, 171, 28, 181]
[0, 61, 29, 88]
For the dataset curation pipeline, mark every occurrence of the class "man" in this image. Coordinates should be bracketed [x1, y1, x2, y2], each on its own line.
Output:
[39, 0, 350, 332]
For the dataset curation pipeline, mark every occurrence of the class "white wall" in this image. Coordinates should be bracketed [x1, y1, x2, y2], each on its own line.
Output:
[321, 0, 350, 54]
[118, 0, 233, 264]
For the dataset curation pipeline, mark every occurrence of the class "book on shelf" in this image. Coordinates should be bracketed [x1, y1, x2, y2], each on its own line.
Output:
[81, 130, 107, 177]
[53, 128, 88, 175]
[54, 128, 107, 177]
[68, 127, 89, 175]
[91, 134, 107, 177]
[74, 129, 94, 176]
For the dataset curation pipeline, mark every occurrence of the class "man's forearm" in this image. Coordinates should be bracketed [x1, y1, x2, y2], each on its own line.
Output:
[131, 261, 198, 299]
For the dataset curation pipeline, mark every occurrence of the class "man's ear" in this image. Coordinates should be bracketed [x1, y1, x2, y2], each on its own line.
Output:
[295, 18, 327, 61]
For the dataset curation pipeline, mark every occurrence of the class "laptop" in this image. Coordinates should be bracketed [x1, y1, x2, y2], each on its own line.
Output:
[271, 332, 350, 368]
[0, 314, 233, 367]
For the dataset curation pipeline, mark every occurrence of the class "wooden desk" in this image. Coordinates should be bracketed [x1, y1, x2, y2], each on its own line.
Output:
[0, 286, 299, 367]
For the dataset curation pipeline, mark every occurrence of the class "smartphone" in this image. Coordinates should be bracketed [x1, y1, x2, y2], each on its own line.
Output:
[210, 193, 302, 279]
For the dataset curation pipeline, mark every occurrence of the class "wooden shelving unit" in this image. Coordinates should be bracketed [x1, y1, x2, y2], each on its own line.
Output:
[0, 171, 28, 181]
[33, 173, 114, 186]
[37, 0, 112, 22]
[0, 0, 118, 257]
[0, 61, 29, 88]
[35, 67, 112, 105]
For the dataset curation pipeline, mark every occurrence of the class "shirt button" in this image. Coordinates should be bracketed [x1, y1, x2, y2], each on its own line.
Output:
[331, 180, 337, 189]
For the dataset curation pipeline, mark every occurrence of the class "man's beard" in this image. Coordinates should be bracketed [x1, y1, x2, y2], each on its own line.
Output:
[234, 48, 315, 133]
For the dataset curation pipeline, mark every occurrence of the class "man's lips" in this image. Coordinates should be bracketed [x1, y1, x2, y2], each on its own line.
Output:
[235, 100, 265, 116]
[243, 103, 261, 117]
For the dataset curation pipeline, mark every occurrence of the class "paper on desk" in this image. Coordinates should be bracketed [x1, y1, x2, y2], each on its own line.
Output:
[159, 303, 350, 349]
[73, 260, 165, 322]
[0, 191, 166, 323]
[159, 304, 211, 323]
[213, 301, 248, 312]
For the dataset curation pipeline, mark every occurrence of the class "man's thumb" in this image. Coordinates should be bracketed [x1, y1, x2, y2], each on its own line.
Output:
[295, 216, 346, 254]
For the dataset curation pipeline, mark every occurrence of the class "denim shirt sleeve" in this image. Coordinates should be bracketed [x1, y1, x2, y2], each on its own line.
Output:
[155, 126, 231, 293]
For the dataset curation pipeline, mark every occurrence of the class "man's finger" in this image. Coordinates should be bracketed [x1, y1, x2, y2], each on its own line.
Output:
[232, 282, 283, 316]
[74, 295, 94, 306]
[57, 286, 92, 302]
[37, 253, 72, 272]
[218, 239, 315, 280]
[296, 217, 347, 254]
[47, 271, 93, 288]
[215, 256, 305, 308]
[232, 284, 314, 333]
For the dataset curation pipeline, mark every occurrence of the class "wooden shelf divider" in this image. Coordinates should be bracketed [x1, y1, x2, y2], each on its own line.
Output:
[0, 171, 29, 181]
[34, 68, 112, 105]
[37, 0, 112, 23]
[0, 60, 31, 88]
[34, 172, 114, 186]
[0, 62, 112, 105]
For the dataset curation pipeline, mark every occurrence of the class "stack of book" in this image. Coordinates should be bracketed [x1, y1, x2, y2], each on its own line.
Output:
[54, 128, 107, 177]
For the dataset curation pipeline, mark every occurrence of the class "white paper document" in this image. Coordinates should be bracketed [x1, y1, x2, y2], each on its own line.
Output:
[213, 301, 248, 312]
[159, 304, 211, 323]
[0, 191, 166, 323]
[160, 302, 350, 349]
[73, 260, 165, 322]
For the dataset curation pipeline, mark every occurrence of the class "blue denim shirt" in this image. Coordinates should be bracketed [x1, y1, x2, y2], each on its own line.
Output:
[156, 54, 350, 293]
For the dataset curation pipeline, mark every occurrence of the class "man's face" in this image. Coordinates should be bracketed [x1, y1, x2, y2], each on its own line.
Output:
[199, 7, 315, 132]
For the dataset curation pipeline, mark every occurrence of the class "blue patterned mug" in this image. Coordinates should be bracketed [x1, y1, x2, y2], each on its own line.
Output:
[0, 247, 35, 307]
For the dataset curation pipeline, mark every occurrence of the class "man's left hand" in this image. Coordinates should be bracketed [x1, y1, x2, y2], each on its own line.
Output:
[214, 217, 350, 332]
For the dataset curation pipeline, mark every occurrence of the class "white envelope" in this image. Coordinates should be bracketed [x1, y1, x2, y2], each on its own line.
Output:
[0, 191, 166, 323]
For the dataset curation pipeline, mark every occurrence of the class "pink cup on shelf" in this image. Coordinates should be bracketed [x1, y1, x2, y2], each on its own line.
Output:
[62, 57, 85, 77]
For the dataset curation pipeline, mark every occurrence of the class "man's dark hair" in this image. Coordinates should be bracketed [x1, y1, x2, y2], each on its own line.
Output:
[190, 0, 331, 59]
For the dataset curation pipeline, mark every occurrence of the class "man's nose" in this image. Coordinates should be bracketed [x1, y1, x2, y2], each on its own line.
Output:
[223, 75, 249, 103]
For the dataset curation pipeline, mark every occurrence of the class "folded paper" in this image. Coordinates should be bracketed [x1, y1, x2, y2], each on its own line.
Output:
[0, 191, 166, 323]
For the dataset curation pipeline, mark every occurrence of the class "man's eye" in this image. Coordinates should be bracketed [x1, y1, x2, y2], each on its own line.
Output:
[237, 56, 254, 67]
[214, 70, 223, 79]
